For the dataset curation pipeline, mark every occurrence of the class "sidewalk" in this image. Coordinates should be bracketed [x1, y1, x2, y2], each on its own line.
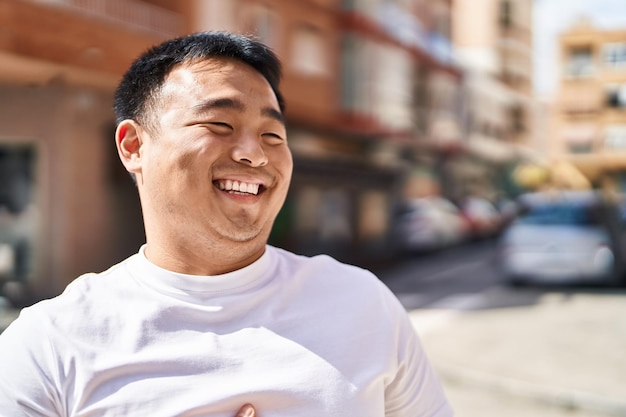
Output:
[410, 288, 626, 416]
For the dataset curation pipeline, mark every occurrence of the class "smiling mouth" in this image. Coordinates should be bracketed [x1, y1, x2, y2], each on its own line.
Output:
[215, 180, 264, 196]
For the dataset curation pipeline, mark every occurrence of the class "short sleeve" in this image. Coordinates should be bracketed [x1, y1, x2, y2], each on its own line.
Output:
[0, 307, 64, 417]
[383, 295, 455, 417]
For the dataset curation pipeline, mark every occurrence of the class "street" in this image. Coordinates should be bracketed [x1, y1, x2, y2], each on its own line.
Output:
[377, 239, 502, 311]
[376, 239, 626, 417]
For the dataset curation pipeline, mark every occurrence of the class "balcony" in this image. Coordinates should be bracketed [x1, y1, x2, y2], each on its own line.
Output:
[0, 0, 184, 88]
[20, 0, 182, 37]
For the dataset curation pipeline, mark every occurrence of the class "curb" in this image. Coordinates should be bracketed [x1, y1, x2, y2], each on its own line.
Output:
[434, 362, 626, 417]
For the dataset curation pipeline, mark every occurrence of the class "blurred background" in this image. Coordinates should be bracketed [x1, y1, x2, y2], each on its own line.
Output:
[1, 0, 626, 415]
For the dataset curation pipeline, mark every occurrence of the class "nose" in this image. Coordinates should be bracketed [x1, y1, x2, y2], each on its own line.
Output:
[231, 134, 268, 167]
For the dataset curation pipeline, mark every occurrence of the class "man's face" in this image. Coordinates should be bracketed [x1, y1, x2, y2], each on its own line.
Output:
[134, 58, 292, 254]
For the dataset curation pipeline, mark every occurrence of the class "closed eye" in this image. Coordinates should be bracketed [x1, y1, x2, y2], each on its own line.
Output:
[208, 122, 233, 135]
[263, 132, 284, 139]
[263, 132, 286, 145]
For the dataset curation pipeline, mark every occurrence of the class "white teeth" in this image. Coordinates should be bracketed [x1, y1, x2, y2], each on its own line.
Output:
[218, 180, 260, 195]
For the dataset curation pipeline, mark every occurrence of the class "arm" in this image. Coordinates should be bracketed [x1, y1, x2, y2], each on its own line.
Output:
[0, 309, 63, 416]
[383, 294, 454, 417]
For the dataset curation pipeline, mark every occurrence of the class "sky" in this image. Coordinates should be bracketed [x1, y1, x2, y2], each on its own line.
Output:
[533, 0, 626, 97]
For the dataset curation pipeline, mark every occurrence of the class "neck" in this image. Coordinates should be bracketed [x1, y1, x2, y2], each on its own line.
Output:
[143, 239, 266, 276]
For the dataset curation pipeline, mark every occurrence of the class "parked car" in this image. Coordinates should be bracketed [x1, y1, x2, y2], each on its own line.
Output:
[495, 190, 626, 286]
[459, 196, 502, 239]
[495, 197, 520, 229]
[391, 196, 468, 254]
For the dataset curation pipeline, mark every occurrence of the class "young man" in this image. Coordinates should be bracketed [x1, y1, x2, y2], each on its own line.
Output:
[0, 32, 453, 417]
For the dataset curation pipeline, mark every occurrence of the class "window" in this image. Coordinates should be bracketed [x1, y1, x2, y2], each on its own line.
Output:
[246, 5, 279, 50]
[603, 42, 626, 68]
[568, 142, 593, 154]
[566, 46, 594, 78]
[296, 187, 322, 234]
[373, 46, 413, 129]
[606, 84, 626, 108]
[412, 66, 429, 134]
[340, 35, 365, 111]
[341, 0, 356, 10]
[358, 191, 388, 239]
[290, 25, 329, 76]
[194, 0, 236, 32]
[340, 36, 355, 109]
[0, 144, 38, 284]
[563, 124, 596, 154]
[295, 187, 351, 241]
[319, 189, 351, 241]
[509, 105, 525, 134]
[499, 0, 512, 28]
[519, 204, 598, 226]
[0, 145, 35, 215]
[604, 125, 626, 150]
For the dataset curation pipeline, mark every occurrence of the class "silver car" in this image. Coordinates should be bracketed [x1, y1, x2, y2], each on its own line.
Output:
[496, 190, 626, 286]
[391, 197, 468, 253]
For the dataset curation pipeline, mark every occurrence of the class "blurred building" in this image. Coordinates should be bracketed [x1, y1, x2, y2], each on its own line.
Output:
[281, 0, 463, 263]
[0, 0, 464, 300]
[0, 0, 187, 302]
[553, 18, 626, 193]
[451, 0, 536, 199]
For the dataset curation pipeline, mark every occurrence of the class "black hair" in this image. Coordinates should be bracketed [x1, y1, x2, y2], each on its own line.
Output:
[113, 31, 285, 127]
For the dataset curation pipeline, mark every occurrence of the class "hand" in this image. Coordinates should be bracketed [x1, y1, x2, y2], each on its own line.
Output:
[235, 403, 256, 417]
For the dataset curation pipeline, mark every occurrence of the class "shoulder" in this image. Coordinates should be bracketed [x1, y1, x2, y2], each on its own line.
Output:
[4, 255, 135, 331]
[268, 246, 401, 312]
[53, 255, 134, 304]
[269, 245, 380, 283]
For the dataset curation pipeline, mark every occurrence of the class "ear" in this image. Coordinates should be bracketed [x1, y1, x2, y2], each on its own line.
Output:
[115, 120, 144, 176]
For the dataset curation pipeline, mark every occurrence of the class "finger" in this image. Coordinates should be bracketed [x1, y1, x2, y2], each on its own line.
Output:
[235, 403, 256, 417]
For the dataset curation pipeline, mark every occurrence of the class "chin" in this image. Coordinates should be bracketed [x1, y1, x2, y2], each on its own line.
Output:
[223, 227, 265, 243]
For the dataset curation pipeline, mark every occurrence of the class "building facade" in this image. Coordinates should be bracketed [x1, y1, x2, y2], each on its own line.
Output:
[0, 0, 185, 302]
[553, 18, 626, 192]
[451, 0, 535, 198]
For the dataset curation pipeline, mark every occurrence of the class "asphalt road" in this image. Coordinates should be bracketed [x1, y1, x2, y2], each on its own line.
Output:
[376, 239, 502, 309]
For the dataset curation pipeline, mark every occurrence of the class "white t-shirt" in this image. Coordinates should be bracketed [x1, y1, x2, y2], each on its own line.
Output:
[0, 245, 453, 417]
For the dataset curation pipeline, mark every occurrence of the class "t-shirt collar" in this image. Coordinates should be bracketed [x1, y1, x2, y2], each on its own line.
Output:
[127, 244, 274, 295]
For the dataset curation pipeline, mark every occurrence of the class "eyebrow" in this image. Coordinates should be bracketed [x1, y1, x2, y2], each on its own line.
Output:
[192, 97, 284, 124]
[262, 107, 285, 124]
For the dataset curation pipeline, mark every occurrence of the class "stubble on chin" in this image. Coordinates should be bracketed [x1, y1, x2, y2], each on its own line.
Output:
[211, 224, 269, 266]
[211, 214, 268, 244]
[222, 227, 263, 243]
